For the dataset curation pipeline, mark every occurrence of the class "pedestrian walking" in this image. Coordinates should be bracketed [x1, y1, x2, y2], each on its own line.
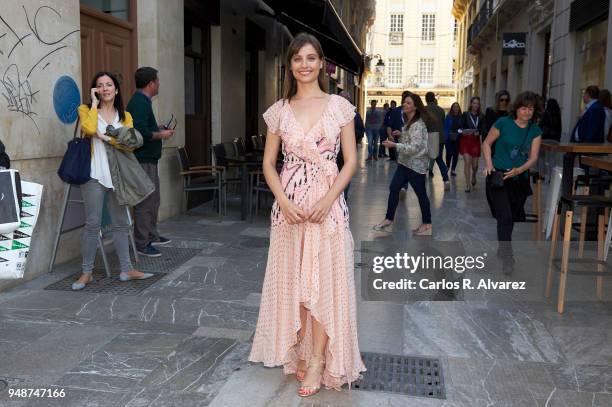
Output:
[387, 95, 409, 161]
[72, 71, 154, 290]
[365, 99, 383, 161]
[483, 91, 542, 274]
[248, 33, 365, 397]
[126, 67, 175, 258]
[459, 96, 485, 192]
[484, 91, 511, 157]
[373, 92, 432, 236]
[380, 101, 395, 157]
[425, 92, 450, 190]
[444, 102, 462, 176]
[571, 85, 606, 143]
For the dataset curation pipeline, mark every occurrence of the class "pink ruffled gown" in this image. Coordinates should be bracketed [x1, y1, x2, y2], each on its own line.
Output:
[248, 94, 366, 390]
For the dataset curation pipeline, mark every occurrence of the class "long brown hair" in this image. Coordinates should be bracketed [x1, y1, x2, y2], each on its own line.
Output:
[403, 92, 431, 129]
[283, 33, 328, 101]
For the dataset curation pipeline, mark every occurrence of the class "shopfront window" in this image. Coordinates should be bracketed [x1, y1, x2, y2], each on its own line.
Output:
[80, 0, 129, 20]
[575, 19, 608, 98]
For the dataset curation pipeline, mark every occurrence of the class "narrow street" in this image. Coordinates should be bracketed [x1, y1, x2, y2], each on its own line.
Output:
[1, 146, 611, 406]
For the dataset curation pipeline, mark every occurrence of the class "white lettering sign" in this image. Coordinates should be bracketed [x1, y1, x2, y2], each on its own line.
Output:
[503, 39, 526, 49]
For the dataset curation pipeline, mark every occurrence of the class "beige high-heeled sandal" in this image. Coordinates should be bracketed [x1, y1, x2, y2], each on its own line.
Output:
[295, 333, 307, 382]
[298, 355, 325, 397]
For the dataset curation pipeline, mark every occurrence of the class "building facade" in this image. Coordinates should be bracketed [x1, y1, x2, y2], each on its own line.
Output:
[366, 0, 458, 109]
[0, 0, 373, 291]
[454, 0, 612, 140]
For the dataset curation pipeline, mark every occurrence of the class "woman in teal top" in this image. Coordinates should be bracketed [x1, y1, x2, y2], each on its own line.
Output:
[482, 91, 542, 273]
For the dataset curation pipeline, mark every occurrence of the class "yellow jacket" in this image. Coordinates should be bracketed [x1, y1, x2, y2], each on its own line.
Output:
[78, 104, 135, 152]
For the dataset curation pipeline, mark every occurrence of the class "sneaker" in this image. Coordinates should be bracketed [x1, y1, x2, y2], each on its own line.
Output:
[399, 188, 407, 200]
[137, 244, 161, 258]
[151, 236, 172, 246]
[444, 181, 450, 191]
[365, 157, 373, 162]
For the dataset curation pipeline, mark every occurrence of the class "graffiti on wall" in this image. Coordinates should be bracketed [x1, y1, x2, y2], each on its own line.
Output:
[0, 6, 79, 135]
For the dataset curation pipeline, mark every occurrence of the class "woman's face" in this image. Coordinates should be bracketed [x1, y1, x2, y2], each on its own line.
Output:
[471, 99, 480, 112]
[452, 104, 460, 115]
[96, 75, 117, 104]
[499, 94, 510, 108]
[517, 105, 534, 122]
[403, 96, 415, 114]
[290, 44, 322, 85]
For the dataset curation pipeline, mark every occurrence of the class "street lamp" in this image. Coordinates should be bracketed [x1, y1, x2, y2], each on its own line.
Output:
[366, 53, 385, 87]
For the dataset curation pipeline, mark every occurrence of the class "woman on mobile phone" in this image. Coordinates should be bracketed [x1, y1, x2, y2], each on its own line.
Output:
[72, 71, 154, 290]
[482, 91, 542, 273]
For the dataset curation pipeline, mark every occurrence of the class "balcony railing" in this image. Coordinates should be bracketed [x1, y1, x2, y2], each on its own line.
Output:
[467, 0, 496, 47]
[389, 31, 404, 45]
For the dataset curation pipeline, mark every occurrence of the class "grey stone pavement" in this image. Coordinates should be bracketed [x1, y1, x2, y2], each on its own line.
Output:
[2, 145, 612, 406]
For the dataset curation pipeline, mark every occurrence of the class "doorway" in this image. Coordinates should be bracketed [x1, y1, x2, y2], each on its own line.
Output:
[80, 0, 137, 100]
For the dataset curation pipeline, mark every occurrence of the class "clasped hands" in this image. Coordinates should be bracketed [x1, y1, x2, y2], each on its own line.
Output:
[483, 165, 519, 180]
[279, 196, 334, 225]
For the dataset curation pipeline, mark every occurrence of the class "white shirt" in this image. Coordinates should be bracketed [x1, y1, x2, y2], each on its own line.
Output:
[90, 112, 123, 189]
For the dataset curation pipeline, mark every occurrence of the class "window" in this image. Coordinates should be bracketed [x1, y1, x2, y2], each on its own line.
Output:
[81, 0, 129, 20]
[422, 13, 436, 41]
[387, 58, 403, 86]
[419, 58, 434, 85]
[453, 19, 458, 42]
[452, 58, 456, 84]
[390, 14, 404, 32]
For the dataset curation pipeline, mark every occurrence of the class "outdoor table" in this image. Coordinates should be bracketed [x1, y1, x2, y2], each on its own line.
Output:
[225, 156, 263, 220]
[581, 155, 612, 172]
[541, 141, 612, 198]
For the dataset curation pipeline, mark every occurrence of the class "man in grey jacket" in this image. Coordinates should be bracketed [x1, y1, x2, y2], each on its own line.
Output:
[425, 92, 450, 190]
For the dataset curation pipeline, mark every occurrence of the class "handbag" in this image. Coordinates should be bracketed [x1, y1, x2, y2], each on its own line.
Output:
[57, 117, 91, 185]
[488, 171, 505, 189]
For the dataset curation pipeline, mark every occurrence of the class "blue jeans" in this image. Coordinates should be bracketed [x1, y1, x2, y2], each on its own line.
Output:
[386, 165, 431, 223]
[428, 144, 449, 181]
[366, 128, 379, 158]
[445, 140, 459, 171]
[81, 179, 133, 274]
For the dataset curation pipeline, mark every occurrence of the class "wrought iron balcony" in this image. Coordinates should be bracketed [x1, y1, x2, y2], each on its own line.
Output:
[467, 0, 495, 48]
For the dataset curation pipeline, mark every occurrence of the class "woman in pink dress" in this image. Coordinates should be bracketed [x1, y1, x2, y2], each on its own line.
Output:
[248, 33, 366, 397]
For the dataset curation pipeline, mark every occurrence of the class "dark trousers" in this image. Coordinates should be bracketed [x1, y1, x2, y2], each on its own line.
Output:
[486, 174, 531, 263]
[134, 162, 160, 250]
[445, 140, 459, 171]
[428, 144, 449, 181]
[378, 128, 387, 156]
[386, 165, 431, 223]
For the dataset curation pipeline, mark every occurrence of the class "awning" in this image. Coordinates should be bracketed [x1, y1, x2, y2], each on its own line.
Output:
[262, 0, 364, 75]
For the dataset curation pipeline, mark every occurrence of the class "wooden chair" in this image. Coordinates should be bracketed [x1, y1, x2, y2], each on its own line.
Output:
[176, 146, 225, 219]
[546, 194, 612, 313]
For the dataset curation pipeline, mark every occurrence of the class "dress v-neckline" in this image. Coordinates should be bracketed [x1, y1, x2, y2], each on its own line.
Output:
[288, 95, 332, 136]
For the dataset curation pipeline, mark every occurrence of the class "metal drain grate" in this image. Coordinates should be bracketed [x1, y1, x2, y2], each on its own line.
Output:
[45, 247, 201, 294]
[94, 247, 201, 273]
[44, 270, 166, 295]
[353, 353, 445, 399]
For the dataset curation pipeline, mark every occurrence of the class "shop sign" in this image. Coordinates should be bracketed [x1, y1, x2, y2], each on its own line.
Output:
[502, 33, 527, 55]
